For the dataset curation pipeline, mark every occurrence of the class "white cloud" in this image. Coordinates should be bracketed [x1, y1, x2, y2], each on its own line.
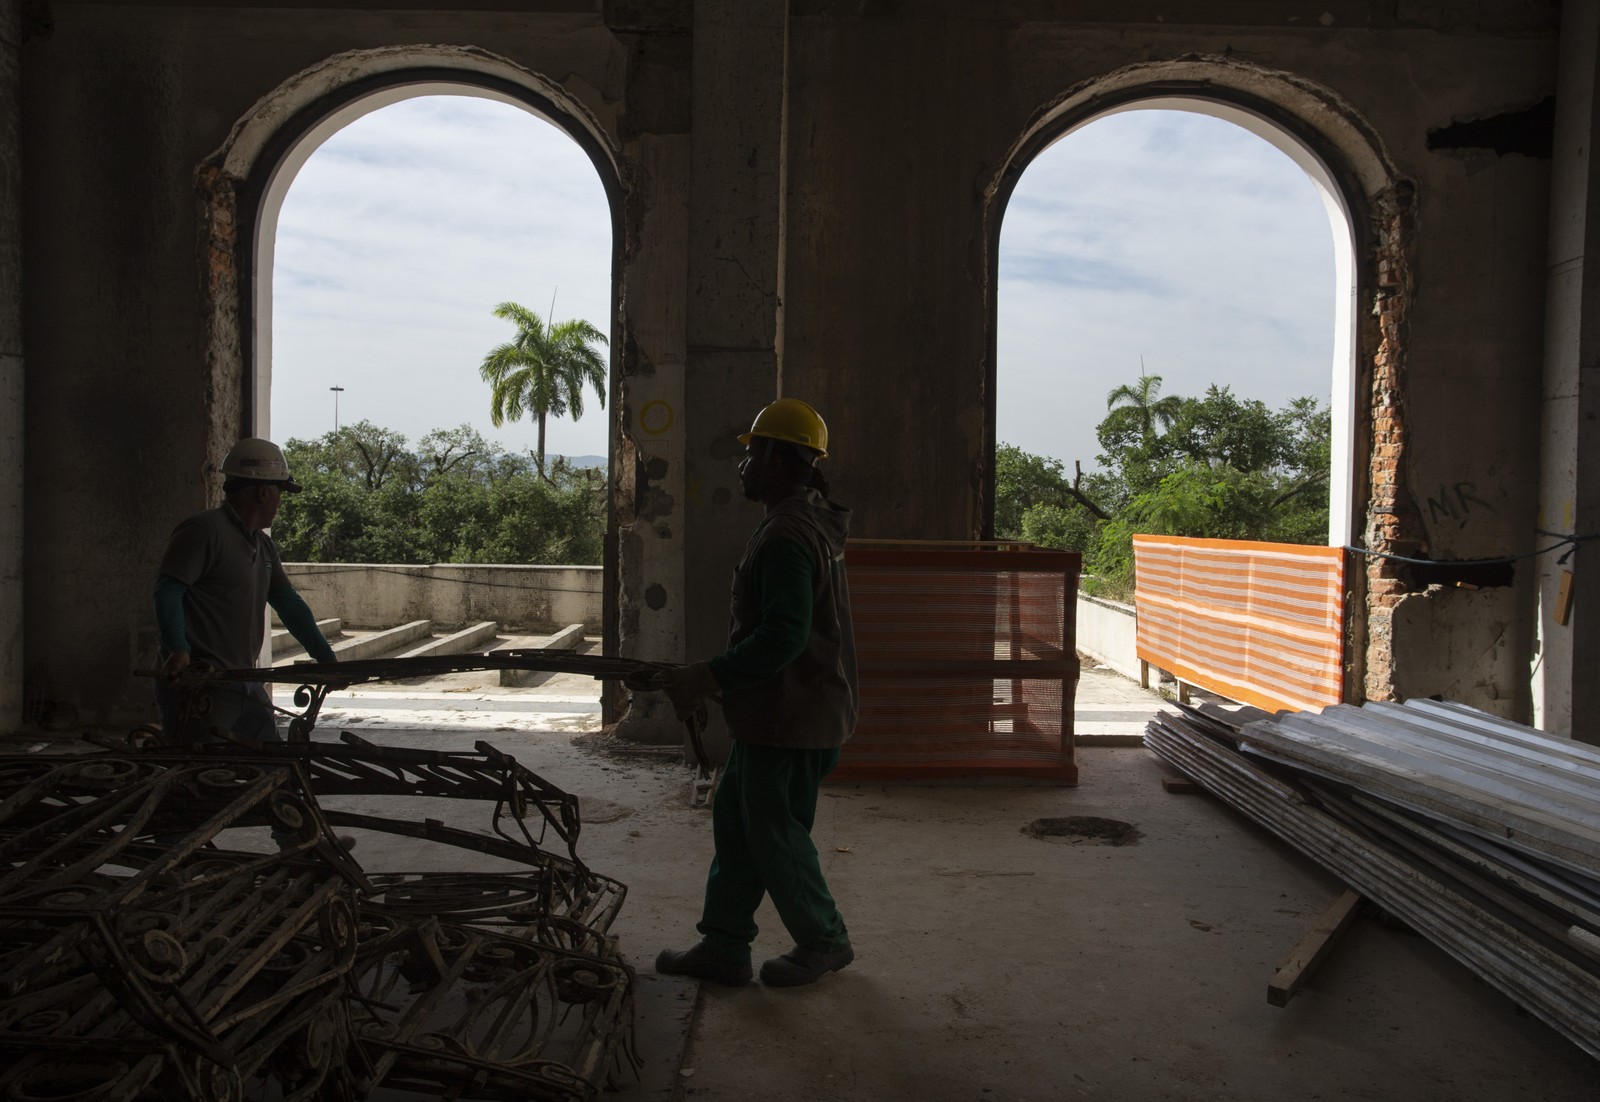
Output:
[998, 109, 1337, 470]
[271, 95, 614, 460]
[271, 99, 1336, 475]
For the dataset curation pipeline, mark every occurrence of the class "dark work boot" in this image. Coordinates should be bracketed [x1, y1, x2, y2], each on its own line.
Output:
[759, 942, 854, 987]
[655, 941, 753, 986]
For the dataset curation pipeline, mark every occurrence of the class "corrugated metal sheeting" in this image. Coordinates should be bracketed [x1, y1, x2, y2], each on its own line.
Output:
[1145, 699, 1600, 1060]
[1133, 535, 1344, 713]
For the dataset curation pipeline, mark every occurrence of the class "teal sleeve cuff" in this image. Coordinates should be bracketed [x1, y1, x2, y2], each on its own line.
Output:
[708, 537, 814, 691]
[268, 584, 337, 664]
[153, 574, 189, 654]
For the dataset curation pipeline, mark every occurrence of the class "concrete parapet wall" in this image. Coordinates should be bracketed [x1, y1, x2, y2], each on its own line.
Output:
[1076, 594, 1140, 684]
[283, 564, 601, 634]
[283, 566, 1141, 682]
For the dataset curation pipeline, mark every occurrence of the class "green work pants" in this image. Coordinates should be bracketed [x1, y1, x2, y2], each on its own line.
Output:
[697, 741, 850, 963]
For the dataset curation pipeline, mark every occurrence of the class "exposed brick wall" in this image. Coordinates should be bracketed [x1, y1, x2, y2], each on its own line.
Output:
[1362, 181, 1424, 703]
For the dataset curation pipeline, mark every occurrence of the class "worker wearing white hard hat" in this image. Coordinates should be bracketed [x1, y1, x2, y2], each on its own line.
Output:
[151, 437, 335, 741]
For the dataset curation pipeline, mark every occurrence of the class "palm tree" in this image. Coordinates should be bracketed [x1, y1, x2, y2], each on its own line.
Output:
[1106, 368, 1181, 446]
[478, 301, 608, 477]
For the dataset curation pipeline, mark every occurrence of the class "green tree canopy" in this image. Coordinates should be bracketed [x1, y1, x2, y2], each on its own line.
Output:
[478, 302, 608, 478]
[1165, 385, 1283, 472]
[996, 373, 1332, 600]
[994, 444, 1117, 547]
[274, 425, 605, 566]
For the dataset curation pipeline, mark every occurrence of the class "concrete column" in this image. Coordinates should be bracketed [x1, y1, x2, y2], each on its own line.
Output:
[1535, 2, 1600, 741]
[680, 0, 789, 753]
[0, 0, 21, 734]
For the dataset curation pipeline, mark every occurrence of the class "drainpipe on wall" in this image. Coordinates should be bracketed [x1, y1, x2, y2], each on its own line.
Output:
[0, 0, 23, 734]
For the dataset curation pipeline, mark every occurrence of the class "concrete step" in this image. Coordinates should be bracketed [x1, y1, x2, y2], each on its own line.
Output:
[394, 621, 500, 660]
[271, 617, 343, 658]
[328, 620, 433, 662]
[498, 623, 587, 687]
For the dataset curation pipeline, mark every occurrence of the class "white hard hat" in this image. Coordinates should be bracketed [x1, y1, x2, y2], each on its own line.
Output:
[221, 437, 302, 492]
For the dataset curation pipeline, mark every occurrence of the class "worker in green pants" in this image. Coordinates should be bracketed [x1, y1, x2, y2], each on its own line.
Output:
[658, 398, 859, 988]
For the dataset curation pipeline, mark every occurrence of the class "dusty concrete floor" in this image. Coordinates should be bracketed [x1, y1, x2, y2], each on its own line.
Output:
[277, 664, 1600, 1102]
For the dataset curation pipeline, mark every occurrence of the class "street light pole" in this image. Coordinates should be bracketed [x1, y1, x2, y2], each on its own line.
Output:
[330, 385, 345, 431]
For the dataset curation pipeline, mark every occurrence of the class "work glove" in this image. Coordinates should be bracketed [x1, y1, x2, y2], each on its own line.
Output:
[663, 661, 721, 720]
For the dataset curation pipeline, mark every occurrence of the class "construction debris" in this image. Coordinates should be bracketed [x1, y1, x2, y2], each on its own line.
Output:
[137, 652, 675, 745]
[1267, 889, 1363, 1007]
[0, 732, 637, 1100]
[1145, 699, 1600, 1059]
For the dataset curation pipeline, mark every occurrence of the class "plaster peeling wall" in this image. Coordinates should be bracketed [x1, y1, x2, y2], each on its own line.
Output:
[1384, 77, 1553, 719]
[615, 129, 692, 743]
[675, 0, 791, 754]
[1362, 184, 1422, 705]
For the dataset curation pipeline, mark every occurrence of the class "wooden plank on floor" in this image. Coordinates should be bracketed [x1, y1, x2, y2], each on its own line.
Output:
[1268, 889, 1363, 1007]
[1161, 776, 1201, 794]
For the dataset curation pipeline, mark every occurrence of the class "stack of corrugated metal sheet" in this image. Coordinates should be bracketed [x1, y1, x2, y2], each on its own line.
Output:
[1144, 698, 1600, 1059]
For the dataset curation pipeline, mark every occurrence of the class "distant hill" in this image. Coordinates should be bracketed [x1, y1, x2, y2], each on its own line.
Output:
[558, 454, 607, 470]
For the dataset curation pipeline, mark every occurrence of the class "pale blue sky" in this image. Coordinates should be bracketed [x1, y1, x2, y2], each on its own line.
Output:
[997, 109, 1336, 471]
[272, 97, 1335, 470]
[271, 96, 613, 459]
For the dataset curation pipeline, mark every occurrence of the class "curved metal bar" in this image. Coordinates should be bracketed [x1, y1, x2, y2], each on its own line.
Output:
[137, 652, 674, 692]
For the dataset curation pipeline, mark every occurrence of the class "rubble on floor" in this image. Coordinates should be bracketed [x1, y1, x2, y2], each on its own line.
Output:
[0, 735, 637, 1101]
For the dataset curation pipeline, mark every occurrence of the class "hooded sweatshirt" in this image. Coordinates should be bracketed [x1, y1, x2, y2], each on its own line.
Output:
[708, 488, 859, 749]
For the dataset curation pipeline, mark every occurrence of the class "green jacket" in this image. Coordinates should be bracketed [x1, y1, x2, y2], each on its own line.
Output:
[709, 489, 859, 748]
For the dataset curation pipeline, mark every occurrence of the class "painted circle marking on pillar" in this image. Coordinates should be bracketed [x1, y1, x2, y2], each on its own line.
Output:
[639, 400, 675, 436]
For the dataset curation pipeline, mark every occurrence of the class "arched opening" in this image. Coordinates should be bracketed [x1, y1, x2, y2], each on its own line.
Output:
[995, 97, 1357, 552]
[249, 79, 619, 452]
[986, 66, 1407, 704]
[200, 54, 629, 724]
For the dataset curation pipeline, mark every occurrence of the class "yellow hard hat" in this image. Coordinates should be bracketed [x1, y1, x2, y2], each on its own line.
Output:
[738, 398, 829, 458]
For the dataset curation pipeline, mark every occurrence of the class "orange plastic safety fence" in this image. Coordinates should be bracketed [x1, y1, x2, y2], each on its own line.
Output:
[1132, 535, 1345, 714]
[835, 545, 1081, 784]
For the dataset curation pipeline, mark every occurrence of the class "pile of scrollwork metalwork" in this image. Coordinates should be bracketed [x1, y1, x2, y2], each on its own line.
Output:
[0, 730, 637, 1101]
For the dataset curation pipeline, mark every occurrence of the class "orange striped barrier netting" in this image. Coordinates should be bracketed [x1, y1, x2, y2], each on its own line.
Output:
[834, 543, 1082, 784]
[1133, 535, 1345, 715]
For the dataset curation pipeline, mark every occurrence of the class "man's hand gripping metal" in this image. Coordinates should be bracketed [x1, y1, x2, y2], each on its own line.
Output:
[662, 662, 720, 721]
[630, 663, 721, 804]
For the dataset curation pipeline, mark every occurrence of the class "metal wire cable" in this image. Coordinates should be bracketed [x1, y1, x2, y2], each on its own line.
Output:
[1342, 531, 1598, 568]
